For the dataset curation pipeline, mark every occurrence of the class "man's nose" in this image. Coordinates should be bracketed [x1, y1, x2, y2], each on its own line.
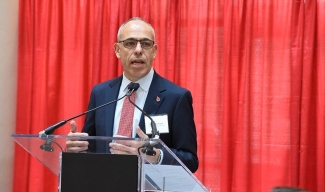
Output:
[134, 42, 143, 53]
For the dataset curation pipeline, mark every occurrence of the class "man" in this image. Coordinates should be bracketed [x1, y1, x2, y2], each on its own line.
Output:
[66, 17, 198, 173]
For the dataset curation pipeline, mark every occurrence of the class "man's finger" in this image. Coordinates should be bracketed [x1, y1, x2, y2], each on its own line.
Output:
[66, 140, 89, 152]
[68, 120, 88, 136]
[70, 120, 77, 133]
[66, 140, 89, 147]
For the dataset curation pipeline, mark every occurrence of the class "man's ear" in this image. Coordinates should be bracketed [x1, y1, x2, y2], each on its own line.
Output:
[152, 44, 158, 59]
[114, 43, 121, 58]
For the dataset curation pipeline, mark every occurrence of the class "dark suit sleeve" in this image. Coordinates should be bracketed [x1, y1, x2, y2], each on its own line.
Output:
[168, 90, 199, 173]
[82, 87, 97, 136]
[80, 88, 98, 152]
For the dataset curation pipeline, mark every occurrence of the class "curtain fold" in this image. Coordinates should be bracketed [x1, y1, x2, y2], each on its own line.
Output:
[14, 0, 324, 192]
[299, 0, 325, 190]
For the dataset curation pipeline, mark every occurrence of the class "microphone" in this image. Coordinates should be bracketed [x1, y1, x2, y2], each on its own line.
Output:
[126, 82, 140, 95]
[127, 82, 160, 156]
[39, 94, 128, 137]
[38, 88, 132, 151]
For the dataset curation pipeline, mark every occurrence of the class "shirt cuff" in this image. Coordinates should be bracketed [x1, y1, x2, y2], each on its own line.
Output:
[157, 149, 163, 164]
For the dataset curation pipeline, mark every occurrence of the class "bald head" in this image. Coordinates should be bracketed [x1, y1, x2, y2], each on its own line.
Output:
[117, 17, 155, 41]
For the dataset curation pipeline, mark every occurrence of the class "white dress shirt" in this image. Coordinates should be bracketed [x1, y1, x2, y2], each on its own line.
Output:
[113, 68, 154, 137]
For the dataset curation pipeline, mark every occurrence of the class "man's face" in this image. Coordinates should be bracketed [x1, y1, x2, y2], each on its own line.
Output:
[114, 20, 158, 82]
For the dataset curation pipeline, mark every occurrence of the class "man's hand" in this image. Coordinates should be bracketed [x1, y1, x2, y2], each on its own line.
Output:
[109, 126, 161, 164]
[65, 120, 89, 152]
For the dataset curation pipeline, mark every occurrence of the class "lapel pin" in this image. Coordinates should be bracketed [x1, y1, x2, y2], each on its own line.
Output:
[156, 96, 161, 102]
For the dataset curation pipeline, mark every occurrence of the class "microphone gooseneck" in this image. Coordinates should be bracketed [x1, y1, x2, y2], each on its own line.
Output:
[127, 82, 160, 156]
[39, 89, 132, 152]
[127, 82, 159, 139]
[39, 94, 128, 138]
[39, 82, 160, 155]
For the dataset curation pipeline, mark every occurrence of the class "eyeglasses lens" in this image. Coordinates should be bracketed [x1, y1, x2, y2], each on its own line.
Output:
[123, 40, 153, 49]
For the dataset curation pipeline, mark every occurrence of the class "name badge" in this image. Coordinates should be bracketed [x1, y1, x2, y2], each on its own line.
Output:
[144, 114, 169, 134]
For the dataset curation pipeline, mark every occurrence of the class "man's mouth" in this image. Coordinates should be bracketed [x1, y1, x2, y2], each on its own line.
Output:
[131, 59, 145, 65]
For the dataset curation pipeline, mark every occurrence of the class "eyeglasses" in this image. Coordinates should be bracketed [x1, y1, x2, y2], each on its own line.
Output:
[118, 38, 155, 49]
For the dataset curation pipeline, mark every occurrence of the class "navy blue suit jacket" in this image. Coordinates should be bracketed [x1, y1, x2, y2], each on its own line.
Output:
[82, 72, 198, 172]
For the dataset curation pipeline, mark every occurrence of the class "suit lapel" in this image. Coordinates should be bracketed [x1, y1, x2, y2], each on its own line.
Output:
[105, 76, 122, 136]
[139, 72, 166, 135]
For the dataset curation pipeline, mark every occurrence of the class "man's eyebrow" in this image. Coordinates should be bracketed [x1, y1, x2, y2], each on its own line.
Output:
[124, 37, 152, 41]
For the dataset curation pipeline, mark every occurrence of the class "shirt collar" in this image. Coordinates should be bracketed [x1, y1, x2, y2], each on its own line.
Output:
[121, 68, 154, 92]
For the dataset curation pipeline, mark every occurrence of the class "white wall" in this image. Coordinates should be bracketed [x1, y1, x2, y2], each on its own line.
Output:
[0, 0, 19, 191]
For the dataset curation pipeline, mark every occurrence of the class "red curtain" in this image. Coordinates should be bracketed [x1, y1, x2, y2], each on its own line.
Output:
[14, 0, 325, 192]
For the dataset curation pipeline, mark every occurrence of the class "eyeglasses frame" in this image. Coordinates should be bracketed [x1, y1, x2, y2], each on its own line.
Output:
[118, 38, 155, 50]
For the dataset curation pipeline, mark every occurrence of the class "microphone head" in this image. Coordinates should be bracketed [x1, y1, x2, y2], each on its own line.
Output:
[128, 82, 140, 92]
[132, 83, 140, 91]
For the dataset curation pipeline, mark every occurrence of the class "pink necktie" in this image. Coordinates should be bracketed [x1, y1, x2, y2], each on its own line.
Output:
[117, 93, 136, 137]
